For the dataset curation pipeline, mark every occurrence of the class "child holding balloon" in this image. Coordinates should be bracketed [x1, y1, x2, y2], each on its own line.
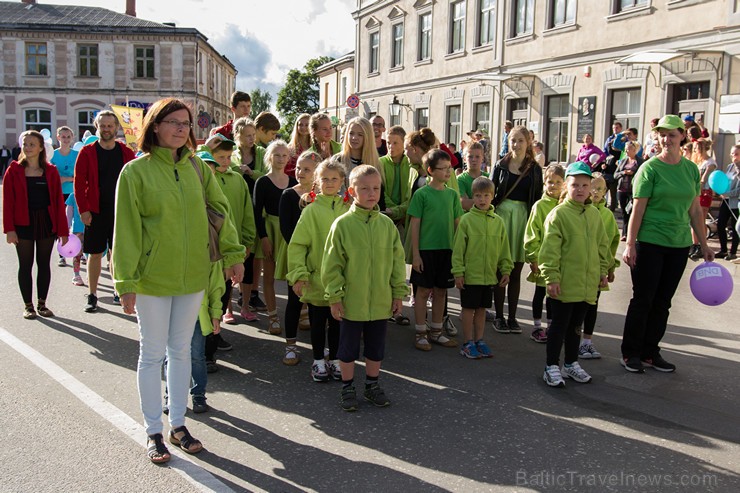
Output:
[715, 144, 740, 261]
[65, 192, 85, 286]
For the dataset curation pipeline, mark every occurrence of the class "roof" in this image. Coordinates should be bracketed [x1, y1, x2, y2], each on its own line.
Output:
[316, 51, 355, 74]
[0, 1, 198, 35]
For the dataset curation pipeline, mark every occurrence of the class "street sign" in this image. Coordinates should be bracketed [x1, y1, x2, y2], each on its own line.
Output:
[198, 112, 211, 129]
[346, 94, 360, 109]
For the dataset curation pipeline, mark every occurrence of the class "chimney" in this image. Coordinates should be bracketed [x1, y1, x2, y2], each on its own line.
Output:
[22, 0, 37, 5]
[125, 0, 136, 17]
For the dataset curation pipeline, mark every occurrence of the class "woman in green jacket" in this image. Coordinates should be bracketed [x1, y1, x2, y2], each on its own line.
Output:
[113, 98, 245, 464]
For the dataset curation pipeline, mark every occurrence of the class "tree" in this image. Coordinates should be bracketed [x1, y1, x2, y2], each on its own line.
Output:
[276, 55, 333, 136]
[249, 88, 272, 118]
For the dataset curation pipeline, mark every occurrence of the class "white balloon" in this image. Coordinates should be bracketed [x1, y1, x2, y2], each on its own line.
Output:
[82, 130, 92, 140]
[589, 153, 600, 165]
[72, 142, 84, 152]
[40, 128, 51, 139]
[44, 142, 54, 158]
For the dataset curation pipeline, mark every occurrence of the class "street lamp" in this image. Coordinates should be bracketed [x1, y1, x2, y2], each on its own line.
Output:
[390, 95, 412, 113]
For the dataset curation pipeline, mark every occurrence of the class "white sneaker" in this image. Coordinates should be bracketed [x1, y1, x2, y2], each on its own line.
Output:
[543, 365, 565, 387]
[578, 343, 602, 359]
[311, 359, 329, 382]
[444, 315, 458, 337]
[327, 359, 342, 381]
[562, 362, 592, 383]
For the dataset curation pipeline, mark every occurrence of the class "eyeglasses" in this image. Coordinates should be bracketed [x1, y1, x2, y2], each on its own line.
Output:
[161, 120, 193, 130]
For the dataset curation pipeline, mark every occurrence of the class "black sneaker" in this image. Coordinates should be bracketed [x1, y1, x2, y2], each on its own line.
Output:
[716, 251, 728, 259]
[493, 318, 510, 333]
[215, 334, 233, 351]
[84, 293, 98, 313]
[206, 360, 219, 373]
[113, 292, 120, 305]
[192, 397, 209, 413]
[249, 294, 268, 312]
[642, 354, 676, 373]
[507, 319, 522, 334]
[340, 386, 358, 412]
[689, 245, 703, 261]
[364, 383, 391, 407]
[621, 356, 644, 373]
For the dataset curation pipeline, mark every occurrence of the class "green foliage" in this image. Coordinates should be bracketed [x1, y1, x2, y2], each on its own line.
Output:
[276, 55, 334, 138]
[249, 88, 273, 118]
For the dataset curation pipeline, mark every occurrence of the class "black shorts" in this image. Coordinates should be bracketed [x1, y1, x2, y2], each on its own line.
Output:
[459, 284, 493, 309]
[337, 319, 388, 362]
[83, 210, 114, 254]
[244, 251, 255, 284]
[410, 249, 454, 289]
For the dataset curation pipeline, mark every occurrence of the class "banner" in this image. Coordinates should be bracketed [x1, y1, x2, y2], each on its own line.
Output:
[111, 104, 144, 152]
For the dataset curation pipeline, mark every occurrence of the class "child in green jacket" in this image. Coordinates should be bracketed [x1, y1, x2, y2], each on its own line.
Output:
[380, 125, 417, 225]
[523, 164, 565, 343]
[579, 172, 620, 360]
[457, 142, 489, 211]
[452, 177, 512, 359]
[287, 160, 349, 383]
[540, 162, 610, 388]
[322, 165, 407, 412]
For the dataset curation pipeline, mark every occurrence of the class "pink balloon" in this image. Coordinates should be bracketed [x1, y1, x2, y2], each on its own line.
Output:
[689, 262, 733, 306]
[57, 235, 82, 258]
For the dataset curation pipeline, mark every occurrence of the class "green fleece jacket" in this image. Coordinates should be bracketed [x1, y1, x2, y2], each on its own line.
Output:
[198, 260, 226, 336]
[309, 140, 342, 157]
[523, 193, 560, 287]
[451, 205, 513, 285]
[380, 154, 417, 222]
[286, 194, 350, 306]
[410, 163, 460, 193]
[113, 146, 246, 296]
[594, 200, 621, 275]
[539, 199, 610, 305]
[322, 204, 408, 321]
[230, 146, 266, 178]
[213, 166, 256, 250]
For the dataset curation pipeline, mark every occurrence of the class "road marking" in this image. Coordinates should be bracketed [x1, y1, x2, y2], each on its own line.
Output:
[0, 327, 234, 493]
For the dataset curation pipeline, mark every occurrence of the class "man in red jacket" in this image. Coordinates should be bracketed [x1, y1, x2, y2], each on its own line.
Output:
[210, 91, 252, 140]
[74, 110, 136, 312]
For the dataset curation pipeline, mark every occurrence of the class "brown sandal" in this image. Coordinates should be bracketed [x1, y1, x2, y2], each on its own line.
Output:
[36, 300, 54, 318]
[169, 425, 203, 454]
[147, 433, 171, 464]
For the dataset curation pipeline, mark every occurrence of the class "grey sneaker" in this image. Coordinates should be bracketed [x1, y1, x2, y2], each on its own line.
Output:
[493, 318, 510, 333]
[84, 293, 98, 313]
[562, 362, 592, 383]
[543, 365, 565, 387]
[340, 386, 358, 412]
[578, 343, 602, 359]
[443, 315, 458, 337]
[364, 383, 391, 407]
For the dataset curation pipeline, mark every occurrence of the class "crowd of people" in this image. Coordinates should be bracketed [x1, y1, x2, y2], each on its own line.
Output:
[2, 88, 735, 464]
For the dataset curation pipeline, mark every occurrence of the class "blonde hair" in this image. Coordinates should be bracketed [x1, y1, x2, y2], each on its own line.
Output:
[338, 117, 383, 181]
[472, 176, 494, 195]
[591, 171, 606, 189]
[233, 117, 256, 159]
[544, 163, 565, 181]
[289, 113, 311, 153]
[504, 125, 536, 173]
[263, 139, 289, 173]
[349, 164, 380, 188]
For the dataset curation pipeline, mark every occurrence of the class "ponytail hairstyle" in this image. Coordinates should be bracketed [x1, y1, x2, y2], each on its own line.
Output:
[309, 113, 332, 152]
[300, 158, 347, 208]
[233, 117, 257, 159]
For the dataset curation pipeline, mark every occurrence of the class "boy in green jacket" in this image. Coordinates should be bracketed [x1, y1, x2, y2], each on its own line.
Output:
[380, 125, 417, 225]
[452, 177, 512, 359]
[322, 165, 407, 412]
[540, 162, 610, 388]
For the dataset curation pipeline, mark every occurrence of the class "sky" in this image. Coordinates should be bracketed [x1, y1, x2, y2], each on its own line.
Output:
[47, 0, 357, 99]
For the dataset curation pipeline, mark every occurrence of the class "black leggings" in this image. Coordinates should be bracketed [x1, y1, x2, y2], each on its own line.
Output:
[582, 291, 602, 336]
[16, 237, 55, 304]
[494, 262, 524, 320]
[618, 191, 632, 237]
[717, 201, 739, 254]
[531, 285, 552, 321]
[308, 304, 340, 361]
[546, 300, 589, 366]
[284, 285, 302, 340]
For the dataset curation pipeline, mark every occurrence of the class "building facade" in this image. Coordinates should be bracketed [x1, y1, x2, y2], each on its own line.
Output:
[0, 0, 236, 147]
[316, 52, 356, 140]
[342, 0, 740, 166]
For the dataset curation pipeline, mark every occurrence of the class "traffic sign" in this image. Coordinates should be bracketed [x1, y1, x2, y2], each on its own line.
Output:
[347, 94, 360, 109]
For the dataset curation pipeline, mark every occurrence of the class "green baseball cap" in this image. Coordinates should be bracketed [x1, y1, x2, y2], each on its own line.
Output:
[565, 161, 592, 177]
[213, 133, 235, 146]
[652, 114, 685, 132]
[196, 150, 217, 165]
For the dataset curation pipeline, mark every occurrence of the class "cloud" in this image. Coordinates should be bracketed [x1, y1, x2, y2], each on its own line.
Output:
[209, 24, 273, 92]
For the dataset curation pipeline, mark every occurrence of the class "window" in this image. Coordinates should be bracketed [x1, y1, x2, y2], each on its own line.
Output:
[474, 102, 491, 135]
[478, 0, 496, 46]
[447, 105, 462, 146]
[135, 46, 155, 78]
[77, 44, 99, 77]
[610, 88, 642, 131]
[514, 0, 534, 36]
[416, 108, 429, 130]
[324, 82, 329, 108]
[551, 0, 576, 27]
[341, 76, 348, 103]
[369, 31, 380, 73]
[418, 12, 432, 61]
[546, 95, 569, 164]
[78, 110, 97, 137]
[670, 82, 710, 121]
[390, 103, 401, 127]
[24, 109, 52, 132]
[25, 42, 47, 76]
[614, 0, 647, 12]
[450, 1, 466, 53]
[392, 23, 404, 67]
[507, 98, 529, 127]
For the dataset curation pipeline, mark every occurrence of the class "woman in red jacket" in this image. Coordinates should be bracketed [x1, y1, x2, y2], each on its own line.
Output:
[3, 130, 68, 319]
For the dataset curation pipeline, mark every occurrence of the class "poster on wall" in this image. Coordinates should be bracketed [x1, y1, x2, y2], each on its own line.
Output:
[111, 104, 144, 152]
[576, 96, 596, 141]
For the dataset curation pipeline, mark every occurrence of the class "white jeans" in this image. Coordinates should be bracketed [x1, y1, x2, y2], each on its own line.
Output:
[136, 291, 204, 436]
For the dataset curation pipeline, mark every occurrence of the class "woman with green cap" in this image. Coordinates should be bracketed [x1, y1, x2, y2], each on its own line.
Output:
[620, 115, 714, 374]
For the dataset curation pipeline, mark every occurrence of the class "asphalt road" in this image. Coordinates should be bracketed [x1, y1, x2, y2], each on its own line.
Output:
[1, 200, 739, 492]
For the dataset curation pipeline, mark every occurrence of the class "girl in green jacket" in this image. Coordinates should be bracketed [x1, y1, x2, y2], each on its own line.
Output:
[287, 160, 350, 382]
